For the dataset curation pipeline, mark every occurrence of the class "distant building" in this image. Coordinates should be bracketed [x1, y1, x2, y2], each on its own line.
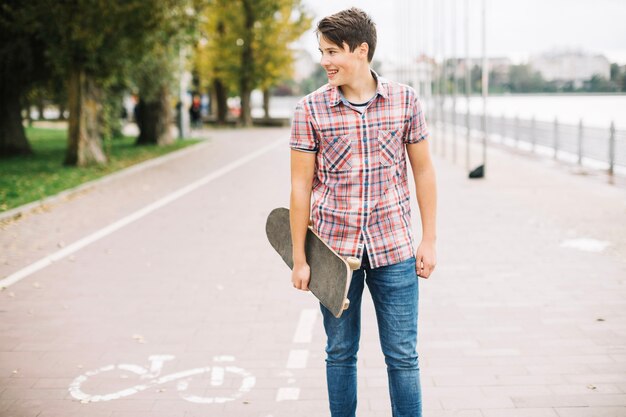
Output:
[529, 49, 610, 88]
[382, 54, 435, 97]
[383, 56, 512, 95]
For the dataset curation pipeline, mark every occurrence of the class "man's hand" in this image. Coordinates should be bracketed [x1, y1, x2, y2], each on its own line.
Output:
[415, 240, 436, 279]
[292, 262, 311, 291]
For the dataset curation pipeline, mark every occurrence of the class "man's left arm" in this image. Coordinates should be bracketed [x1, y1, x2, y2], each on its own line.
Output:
[406, 139, 437, 279]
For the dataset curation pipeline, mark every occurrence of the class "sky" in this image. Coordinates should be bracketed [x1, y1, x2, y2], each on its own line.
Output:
[298, 0, 626, 65]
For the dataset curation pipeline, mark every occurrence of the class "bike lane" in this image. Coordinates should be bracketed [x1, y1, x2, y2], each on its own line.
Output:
[0, 128, 343, 417]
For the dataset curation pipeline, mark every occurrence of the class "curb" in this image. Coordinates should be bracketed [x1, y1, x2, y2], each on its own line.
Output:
[0, 138, 211, 223]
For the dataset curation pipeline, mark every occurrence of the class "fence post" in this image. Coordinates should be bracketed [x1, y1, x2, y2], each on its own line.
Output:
[553, 117, 559, 160]
[515, 114, 519, 148]
[531, 115, 536, 153]
[609, 121, 615, 176]
[577, 118, 583, 166]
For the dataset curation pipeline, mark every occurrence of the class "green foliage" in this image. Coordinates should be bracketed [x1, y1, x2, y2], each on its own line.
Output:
[0, 127, 199, 212]
[131, 1, 200, 102]
[507, 64, 545, 93]
[195, 0, 312, 95]
[299, 65, 327, 95]
[254, 0, 312, 91]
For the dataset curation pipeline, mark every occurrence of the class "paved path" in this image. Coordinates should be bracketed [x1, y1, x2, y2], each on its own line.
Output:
[1, 127, 625, 417]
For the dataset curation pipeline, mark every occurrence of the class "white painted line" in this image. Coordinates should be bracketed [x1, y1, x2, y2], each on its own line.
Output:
[0, 138, 286, 288]
[293, 309, 318, 344]
[276, 387, 300, 402]
[0, 138, 209, 222]
[560, 238, 610, 253]
[286, 349, 309, 369]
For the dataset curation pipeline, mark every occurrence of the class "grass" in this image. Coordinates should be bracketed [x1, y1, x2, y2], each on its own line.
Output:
[0, 127, 201, 213]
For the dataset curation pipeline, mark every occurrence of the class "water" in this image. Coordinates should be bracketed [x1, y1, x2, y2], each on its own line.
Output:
[436, 94, 626, 130]
[259, 94, 626, 130]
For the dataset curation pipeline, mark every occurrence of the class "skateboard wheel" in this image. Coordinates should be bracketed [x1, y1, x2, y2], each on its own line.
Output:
[343, 299, 350, 310]
[346, 256, 361, 270]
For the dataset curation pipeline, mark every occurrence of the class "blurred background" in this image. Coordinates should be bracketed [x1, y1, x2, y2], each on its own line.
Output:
[1, 3, 626, 415]
[1, 0, 625, 210]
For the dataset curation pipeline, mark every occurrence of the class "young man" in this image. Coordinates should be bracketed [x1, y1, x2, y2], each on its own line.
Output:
[289, 7, 437, 417]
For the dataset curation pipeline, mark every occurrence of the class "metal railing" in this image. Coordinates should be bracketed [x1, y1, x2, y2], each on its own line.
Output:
[431, 110, 626, 175]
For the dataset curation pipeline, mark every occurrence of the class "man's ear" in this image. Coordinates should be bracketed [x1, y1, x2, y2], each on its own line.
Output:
[358, 42, 369, 60]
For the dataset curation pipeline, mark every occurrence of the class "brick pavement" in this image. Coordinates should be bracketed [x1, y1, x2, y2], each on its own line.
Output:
[0, 127, 625, 417]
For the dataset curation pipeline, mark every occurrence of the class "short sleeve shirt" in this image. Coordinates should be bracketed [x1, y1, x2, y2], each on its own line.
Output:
[289, 70, 430, 268]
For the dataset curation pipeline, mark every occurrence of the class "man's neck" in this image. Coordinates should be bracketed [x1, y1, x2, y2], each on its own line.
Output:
[339, 67, 377, 104]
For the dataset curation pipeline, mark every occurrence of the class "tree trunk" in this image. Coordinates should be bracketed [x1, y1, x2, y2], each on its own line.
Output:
[58, 103, 67, 120]
[36, 94, 45, 121]
[263, 88, 270, 119]
[135, 85, 173, 146]
[239, 0, 254, 127]
[65, 65, 107, 166]
[213, 78, 228, 124]
[0, 79, 33, 157]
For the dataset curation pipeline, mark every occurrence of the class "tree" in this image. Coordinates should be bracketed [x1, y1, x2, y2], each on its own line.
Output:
[254, 0, 311, 118]
[196, 0, 311, 125]
[507, 64, 544, 93]
[195, 0, 242, 124]
[0, 1, 49, 157]
[32, 0, 186, 166]
[133, 3, 198, 145]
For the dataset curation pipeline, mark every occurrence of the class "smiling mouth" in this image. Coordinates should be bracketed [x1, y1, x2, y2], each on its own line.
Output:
[327, 70, 338, 77]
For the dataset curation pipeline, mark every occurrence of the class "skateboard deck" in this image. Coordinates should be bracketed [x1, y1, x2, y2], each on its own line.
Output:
[265, 207, 361, 318]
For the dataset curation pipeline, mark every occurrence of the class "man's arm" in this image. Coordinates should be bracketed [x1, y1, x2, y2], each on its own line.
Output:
[290, 149, 316, 290]
[406, 139, 437, 278]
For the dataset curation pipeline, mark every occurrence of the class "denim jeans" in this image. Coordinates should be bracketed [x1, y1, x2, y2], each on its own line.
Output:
[320, 249, 422, 417]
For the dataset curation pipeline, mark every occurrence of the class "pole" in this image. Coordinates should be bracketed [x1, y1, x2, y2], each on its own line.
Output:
[464, 0, 470, 172]
[480, 0, 488, 175]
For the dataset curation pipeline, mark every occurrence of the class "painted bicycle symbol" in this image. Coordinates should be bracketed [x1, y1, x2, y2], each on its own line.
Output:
[69, 354, 255, 404]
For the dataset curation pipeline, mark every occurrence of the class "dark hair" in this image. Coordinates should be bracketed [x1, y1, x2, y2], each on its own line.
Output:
[316, 7, 377, 63]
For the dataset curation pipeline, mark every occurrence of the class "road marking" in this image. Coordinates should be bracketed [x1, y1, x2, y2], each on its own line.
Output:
[276, 308, 319, 401]
[0, 138, 286, 288]
[560, 238, 610, 253]
[286, 349, 309, 369]
[276, 387, 300, 402]
[69, 354, 255, 404]
[293, 308, 318, 343]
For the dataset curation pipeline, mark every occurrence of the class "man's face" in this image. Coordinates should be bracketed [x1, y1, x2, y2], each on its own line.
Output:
[318, 36, 362, 87]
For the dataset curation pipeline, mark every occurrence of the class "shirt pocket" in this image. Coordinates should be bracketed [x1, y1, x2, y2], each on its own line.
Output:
[321, 134, 353, 172]
[377, 129, 402, 166]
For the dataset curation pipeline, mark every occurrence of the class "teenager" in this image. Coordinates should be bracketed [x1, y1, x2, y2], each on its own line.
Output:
[289, 7, 437, 417]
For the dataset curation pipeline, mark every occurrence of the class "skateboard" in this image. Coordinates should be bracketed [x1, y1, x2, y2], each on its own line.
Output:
[265, 207, 361, 318]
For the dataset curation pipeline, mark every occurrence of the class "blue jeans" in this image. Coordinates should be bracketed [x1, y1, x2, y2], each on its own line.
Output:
[320, 250, 422, 417]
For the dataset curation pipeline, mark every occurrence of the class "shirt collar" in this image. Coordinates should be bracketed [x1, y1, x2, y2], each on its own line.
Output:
[329, 68, 389, 108]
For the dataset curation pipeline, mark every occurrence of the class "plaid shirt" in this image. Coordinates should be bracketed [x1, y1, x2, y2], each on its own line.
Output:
[289, 71, 430, 268]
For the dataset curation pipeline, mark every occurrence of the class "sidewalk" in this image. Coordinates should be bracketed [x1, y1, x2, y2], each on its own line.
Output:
[0, 127, 625, 417]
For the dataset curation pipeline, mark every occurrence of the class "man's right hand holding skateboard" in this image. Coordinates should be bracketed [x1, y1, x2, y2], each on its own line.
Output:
[289, 149, 316, 292]
[292, 261, 311, 292]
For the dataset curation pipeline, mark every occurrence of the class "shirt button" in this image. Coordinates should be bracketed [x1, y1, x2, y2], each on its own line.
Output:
[364, 158, 369, 164]
[364, 202, 369, 208]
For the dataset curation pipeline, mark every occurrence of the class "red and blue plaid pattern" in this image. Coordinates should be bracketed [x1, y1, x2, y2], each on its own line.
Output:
[289, 71, 430, 268]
